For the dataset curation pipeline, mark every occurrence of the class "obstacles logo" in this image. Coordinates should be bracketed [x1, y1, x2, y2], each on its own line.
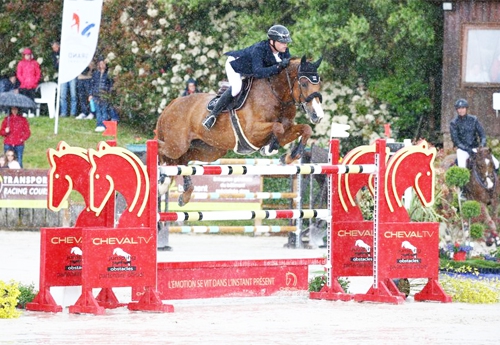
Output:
[65, 246, 82, 271]
[397, 240, 421, 263]
[350, 239, 373, 262]
[107, 247, 136, 272]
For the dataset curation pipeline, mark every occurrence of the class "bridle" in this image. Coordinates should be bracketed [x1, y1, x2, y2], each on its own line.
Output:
[269, 63, 323, 110]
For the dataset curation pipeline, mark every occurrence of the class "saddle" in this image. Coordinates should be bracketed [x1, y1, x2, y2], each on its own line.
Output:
[206, 78, 253, 112]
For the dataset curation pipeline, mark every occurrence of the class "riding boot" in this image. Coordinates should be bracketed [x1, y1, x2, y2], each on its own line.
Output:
[202, 87, 234, 130]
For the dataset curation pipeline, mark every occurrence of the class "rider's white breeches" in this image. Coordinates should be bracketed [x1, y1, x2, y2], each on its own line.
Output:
[457, 148, 499, 169]
[226, 56, 242, 96]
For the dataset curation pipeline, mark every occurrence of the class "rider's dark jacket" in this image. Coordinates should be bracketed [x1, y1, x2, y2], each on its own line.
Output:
[225, 40, 291, 78]
[450, 113, 487, 152]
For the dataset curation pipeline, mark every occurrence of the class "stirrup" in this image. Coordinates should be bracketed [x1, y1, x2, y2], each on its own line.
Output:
[202, 115, 216, 130]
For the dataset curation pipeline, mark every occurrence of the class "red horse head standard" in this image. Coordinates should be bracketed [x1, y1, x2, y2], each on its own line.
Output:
[88, 141, 151, 228]
[47, 141, 110, 227]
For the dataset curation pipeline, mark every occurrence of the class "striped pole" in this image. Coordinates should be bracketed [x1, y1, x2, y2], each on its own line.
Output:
[189, 158, 281, 166]
[168, 225, 297, 234]
[159, 164, 376, 177]
[167, 192, 297, 200]
[159, 209, 329, 222]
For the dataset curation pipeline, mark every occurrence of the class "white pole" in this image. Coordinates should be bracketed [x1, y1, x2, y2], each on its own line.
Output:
[54, 81, 61, 134]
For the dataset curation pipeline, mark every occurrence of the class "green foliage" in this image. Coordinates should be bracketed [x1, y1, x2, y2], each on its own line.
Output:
[16, 282, 37, 309]
[469, 223, 485, 240]
[0, 280, 21, 319]
[308, 274, 350, 293]
[445, 167, 470, 188]
[461, 200, 481, 219]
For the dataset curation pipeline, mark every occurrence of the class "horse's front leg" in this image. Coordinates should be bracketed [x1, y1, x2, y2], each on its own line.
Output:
[179, 176, 194, 207]
[277, 124, 313, 164]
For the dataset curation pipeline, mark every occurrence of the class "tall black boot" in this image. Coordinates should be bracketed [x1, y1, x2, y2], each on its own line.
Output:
[202, 87, 233, 130]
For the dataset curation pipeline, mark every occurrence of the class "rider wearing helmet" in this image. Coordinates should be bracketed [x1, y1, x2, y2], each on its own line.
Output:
[450, 98, 499, 169]
[202, 24, 292, 130]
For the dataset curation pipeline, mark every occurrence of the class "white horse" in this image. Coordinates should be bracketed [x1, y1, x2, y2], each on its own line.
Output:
[401, 240, 417, 255]
[113, 247, 131, 264]
[355, 239, 371, 253]
[70, 246, 82, 255]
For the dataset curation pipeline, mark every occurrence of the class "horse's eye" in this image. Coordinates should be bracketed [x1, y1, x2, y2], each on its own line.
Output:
[301, 82, 308, 88]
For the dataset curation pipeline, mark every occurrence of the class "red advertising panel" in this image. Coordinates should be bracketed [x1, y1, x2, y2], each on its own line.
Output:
[331, 221, 373, 277]
[40, 227, 82, 287]
[378, 222, 439, 279]
[81, 228, 156, 288]
[132, 258, 324, 300]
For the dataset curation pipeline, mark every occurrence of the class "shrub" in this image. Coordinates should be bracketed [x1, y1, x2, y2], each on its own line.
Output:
[309, 274, 350, 293]
[445, 166, 470, 189]
[16, 282, 37, 309]
[470, 223, 485, 240]
[461, 200, 481, 219]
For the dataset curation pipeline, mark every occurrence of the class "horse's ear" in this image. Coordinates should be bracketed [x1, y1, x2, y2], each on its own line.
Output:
[300, 55, 307, 66]
[312, 56, 323, 69]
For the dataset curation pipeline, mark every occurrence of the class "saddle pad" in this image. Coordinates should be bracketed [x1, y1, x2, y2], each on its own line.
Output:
[207, 78, 253, 112]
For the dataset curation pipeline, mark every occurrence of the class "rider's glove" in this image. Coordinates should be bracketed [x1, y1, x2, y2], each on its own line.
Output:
[278, 58, 290, 70]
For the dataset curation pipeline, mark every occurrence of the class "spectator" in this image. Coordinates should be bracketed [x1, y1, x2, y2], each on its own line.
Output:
[0, 72, 19, 114]
[16, 48, 41, 102]
[75, 61, 95, 120]
[5, 149, 21, 169]
[52, 41, 77, 117]
[0, 154, 7, 168]
[181, 78, 200, 96]
[89, 57, 114, 132]
[0, 106, 31, 168]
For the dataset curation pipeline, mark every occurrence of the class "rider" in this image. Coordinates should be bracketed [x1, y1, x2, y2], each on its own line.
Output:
[202, 24, 292, 130]
[450, 98, 499, 170]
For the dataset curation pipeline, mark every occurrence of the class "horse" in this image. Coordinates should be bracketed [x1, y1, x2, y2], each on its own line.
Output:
[464, 147, 500, 246]
[156, 56, 324, 206]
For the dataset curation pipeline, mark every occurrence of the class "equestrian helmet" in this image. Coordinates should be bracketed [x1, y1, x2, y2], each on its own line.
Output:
[454, 98, 469, 109]
[267, 25, 292, 43]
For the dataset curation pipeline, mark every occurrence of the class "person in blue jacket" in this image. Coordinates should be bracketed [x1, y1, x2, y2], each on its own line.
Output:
[202, 24, 292, 130]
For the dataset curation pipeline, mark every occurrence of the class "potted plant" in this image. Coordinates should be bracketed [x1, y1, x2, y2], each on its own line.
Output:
[447, 242, 473, 261]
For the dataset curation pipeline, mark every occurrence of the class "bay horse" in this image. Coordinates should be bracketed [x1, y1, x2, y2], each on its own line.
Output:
[464, 147, 500, 246]
[156, 56, 324, 206]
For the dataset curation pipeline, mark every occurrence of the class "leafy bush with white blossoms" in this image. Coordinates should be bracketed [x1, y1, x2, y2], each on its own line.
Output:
[312, 80, 395, 152]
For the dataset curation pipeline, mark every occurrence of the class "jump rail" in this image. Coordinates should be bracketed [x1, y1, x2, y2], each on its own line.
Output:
[159, 209, 329, 222]
[168, 225, 297, 234]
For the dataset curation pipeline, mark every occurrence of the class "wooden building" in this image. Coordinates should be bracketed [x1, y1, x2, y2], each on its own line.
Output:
[439, 0, 500, 150]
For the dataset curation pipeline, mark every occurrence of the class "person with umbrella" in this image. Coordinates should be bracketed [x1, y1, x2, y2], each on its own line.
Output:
[0, 106, 31, 168]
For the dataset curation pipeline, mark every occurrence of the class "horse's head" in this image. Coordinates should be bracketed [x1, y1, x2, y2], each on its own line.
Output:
[287, 56, 324, 124]
[297, 56, 324, 124]
[471, 147, 497, 190]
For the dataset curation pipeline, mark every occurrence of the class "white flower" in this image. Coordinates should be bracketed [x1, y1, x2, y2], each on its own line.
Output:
[204, 36, 214, 45]
[138, 68, 145, 76]
[172, 65, 180, 73]
[113, 65, 122, 75]
[209, 74, 217, 82]
[188, 31, 201, 45]
[120, 11, 129, 24]
[162, 86, 169, 95]
[197, 55, 207, 64]
[107, 52, 116, 61]
[190, 46, 201, 57]
[179, 43, 186, 50]
[131, 47, 139, 54]
[37, 58, 43, 64]
[10, 37, 17, 43]
[207, 49, 217, 59]
[159, 18, 168, 26]
[172, 53, 183, 61]
[131, 41, 138, 47]
[29, 22, 36, 31]
[147, 8, 158, 18]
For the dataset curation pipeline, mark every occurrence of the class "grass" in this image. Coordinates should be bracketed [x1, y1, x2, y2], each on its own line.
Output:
[15, 116, 153, 169]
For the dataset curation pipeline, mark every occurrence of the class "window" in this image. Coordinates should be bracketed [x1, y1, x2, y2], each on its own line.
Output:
[462, 24, 500, 85]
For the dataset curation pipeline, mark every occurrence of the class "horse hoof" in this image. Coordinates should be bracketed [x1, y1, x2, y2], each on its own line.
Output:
[178, 195, 186, 207]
